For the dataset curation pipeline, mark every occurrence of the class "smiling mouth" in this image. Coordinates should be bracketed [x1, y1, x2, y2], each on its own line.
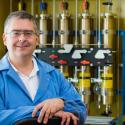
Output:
[16, 44, 30, 47]
[16, 46, 30, 50]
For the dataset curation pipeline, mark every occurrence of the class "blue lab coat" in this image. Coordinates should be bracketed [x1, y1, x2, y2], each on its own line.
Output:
[0, 54, 87, 125]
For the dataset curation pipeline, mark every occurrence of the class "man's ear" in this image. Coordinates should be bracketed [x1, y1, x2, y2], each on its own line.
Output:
[2, 33, 7, 46]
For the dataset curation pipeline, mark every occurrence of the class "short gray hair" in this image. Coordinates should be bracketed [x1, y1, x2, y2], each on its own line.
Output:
[4, 10, 39, 34]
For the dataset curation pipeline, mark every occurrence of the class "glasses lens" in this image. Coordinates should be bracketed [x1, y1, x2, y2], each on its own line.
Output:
[7, 30, 36, 38]
[11, 31, 20, 37]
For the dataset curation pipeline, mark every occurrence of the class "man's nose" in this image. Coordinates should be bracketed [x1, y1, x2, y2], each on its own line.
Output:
[18, 33, 26, 41]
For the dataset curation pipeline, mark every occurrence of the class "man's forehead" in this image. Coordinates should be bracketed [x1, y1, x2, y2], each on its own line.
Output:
[9, 19, 34, 29]
[5, 17, 36, 33]
[10, 17, 33, 23]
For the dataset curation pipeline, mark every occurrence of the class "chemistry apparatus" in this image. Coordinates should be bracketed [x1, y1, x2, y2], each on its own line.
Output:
[101, 0, 116, 114]
[39, 1, 51, 47]
[36, 0, 115, 117]
[77, 0, 92, 107]
[92, 0, 117, 115]
[58, 0, 71, 78]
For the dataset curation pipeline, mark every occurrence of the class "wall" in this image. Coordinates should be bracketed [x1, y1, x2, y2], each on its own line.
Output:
[0, 1, 9, 58]
[0, 0, 19, 58]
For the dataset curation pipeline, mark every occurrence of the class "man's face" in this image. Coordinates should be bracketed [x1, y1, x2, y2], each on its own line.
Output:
[3, 18, 39, 58]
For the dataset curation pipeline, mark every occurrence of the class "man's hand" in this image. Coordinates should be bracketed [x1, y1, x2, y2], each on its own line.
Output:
[54, 110, 79, 125]
[32, 98, 64, 124]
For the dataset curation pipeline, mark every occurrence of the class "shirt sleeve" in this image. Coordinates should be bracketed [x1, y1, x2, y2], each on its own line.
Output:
[55, 69, 87, 125]
[0, 77, 35, 125]
[0, 106, 35, 125]
[64, 100, 87, 125]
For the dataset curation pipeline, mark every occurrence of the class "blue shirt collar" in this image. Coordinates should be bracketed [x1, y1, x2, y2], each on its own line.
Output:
[0, 53, 55, 73]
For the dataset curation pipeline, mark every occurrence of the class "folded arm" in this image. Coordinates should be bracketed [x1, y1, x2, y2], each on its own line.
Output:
[0, 106, 35, 125]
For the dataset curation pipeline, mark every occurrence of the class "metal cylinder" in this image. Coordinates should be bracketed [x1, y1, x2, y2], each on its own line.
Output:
[40, 14, 48, 47]
[101, 67, 113, 105]
[78, 66, 91, 105]
[80, 12, 92, 48]
[58, 12, 70, 77]
[101, 12, 116, 113]
[58, 12, 70, 46]
[78, 11, 92, 106]
[58, 1, 71, 78]
[102, 13, 116, 49]
[18, 0, 26, 11]
[39, 2, 51, 47]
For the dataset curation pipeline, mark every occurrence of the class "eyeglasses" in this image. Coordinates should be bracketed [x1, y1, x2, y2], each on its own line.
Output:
[6, 30, 37, 38]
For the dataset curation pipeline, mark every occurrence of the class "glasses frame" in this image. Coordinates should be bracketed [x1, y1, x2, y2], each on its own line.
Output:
[6, 30, 38, 38]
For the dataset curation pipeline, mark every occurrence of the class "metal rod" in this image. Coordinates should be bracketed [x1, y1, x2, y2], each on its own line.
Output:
[10, 0, 12, 12]
[31, 0, 34, 15]
[98, 0, 101, 48]
[75, 0, 78, 46]
[117, 0, 121, 118]
[52, 0, 56, 47]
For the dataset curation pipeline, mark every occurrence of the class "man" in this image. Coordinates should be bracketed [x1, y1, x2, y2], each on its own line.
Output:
[0, 11, 87, 125]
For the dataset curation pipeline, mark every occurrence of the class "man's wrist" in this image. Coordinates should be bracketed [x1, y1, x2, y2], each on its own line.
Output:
[58, 98, 64, 109]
